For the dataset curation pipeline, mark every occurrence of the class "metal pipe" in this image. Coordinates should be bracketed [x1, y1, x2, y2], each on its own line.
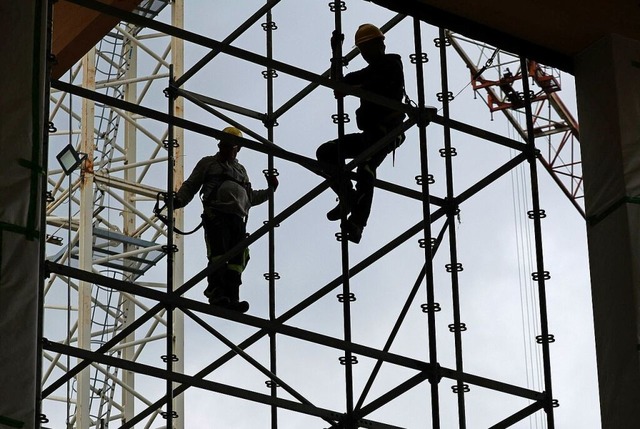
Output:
[264, 5, 279, 428]
[330, 4, 355, 427]
[438, 26, 467, 428]
[413, 17, 441, 429]
[520, 55, 556, 428]
[164, 64, 176, 429]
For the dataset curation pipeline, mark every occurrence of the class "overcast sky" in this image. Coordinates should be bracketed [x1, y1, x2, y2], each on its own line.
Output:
[44, 1, 601, 428]
[154, 1, 600, 428]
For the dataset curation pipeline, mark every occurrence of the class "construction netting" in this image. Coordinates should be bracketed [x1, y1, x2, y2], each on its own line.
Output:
[0, 1, 47, 428]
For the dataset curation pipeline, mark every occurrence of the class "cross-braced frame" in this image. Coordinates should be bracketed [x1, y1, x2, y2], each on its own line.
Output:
[41, 1, 571, 428]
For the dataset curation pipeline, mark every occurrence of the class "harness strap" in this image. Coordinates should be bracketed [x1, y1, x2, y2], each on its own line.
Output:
[154, 192, 203, 236]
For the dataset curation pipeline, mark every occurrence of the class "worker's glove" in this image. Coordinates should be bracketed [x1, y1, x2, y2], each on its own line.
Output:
[330, 30, 344, 50]
[264, 169, 279, 191]
[161, 191, 176, 203]
[160, 191, 181, 209]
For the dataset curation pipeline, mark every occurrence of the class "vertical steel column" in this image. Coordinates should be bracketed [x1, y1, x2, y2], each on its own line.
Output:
[171, 2, 185, 426]
[164, 65, 177, 429]
[412, 18, 441, 429]
[437, 27, 467, 428]
[65, 75, 75, 429]
[38, 1, 53, 424]
[77, 46, 96, 429]
[264, 5, 279, 429]
[330, 2, 355, 427]
[520, 55, 556, 428]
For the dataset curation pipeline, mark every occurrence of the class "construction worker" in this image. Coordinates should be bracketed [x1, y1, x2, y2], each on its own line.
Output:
[316, 23, 406, 243]
[172, 126, 278, 312]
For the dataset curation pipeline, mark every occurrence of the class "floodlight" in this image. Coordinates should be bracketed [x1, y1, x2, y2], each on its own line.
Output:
[56, 144, 85, 175]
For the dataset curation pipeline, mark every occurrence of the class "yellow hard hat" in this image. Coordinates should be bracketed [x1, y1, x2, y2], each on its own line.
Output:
[354, 23, 384, 46]
[221, 126, 242, 138]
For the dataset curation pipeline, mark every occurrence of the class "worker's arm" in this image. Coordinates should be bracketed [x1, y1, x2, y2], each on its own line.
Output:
[174, 157, 210, 209]
[249, 173, 278, 207]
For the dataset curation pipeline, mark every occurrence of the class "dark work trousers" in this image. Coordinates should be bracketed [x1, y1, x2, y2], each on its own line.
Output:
[316, 127, 401, 227]
[201, 209, 248, 301]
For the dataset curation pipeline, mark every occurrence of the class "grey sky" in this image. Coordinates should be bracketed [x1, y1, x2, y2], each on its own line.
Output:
[43, 0, 599, 427]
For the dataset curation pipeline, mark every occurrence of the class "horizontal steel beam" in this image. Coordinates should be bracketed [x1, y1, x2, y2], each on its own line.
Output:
[42, 339, 405, 429]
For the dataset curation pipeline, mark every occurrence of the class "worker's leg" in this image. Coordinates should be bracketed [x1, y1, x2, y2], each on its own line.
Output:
[222, 214, 250, 312]
[317, 133, 368, 220]
[316, 133, 368, 193]
[350, 163, 378, 227]
[202, 209, 232, 304]
[345, 129, 400, 242]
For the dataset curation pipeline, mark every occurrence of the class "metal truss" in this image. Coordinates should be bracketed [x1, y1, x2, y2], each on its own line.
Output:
[446, 31, 584, 217]
[43, 0, 177, 427]
[41, 0, 570, 428]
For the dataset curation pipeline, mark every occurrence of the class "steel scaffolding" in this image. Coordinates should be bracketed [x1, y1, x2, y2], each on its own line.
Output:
[40, 0, 577, 427]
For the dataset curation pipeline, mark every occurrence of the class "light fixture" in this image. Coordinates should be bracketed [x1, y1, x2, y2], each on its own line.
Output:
[56, 143, 85, 175]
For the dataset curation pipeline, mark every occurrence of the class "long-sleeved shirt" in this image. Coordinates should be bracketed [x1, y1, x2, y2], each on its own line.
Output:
[174, 154, 270, 218]
[343, 53, 405, 131]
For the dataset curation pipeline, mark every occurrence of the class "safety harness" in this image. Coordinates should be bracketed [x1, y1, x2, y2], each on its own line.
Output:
[154, 171, 252, 235]
[153, 192, 203, 235]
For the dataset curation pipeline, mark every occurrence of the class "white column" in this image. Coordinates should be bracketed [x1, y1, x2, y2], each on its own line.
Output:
[122, 40, 137, 426]
[574, 33, 640, 429]
[77, 47, 96, 429]
[171, 0, 185, 427]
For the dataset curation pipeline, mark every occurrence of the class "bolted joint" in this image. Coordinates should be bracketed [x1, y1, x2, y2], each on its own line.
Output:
[162, 138, 179, 150]
[160, 410, 179, 420]
[163, 83, 178, 99]
[541, 391, 560, 413]
[410, 52, 429, 64]
[421, 302, 441, 313]
[337, 292, 356, 303]
[161, 244, 179, 254]
[524, 145, 541, 163]
[443, 197, 461, 219]
[261, 69, 278, 79]
[428, 363, 443, 385]
[328, 1, 347, 12]
[262, 115, 279, 128]
[265, 379, 280, 388]
[412, 106, 437, 129]
[433, 36, 451, 47]
[338, 355, 358, 365]
[330, 56, 349, 68]
[261, 21, 278, 31]
[161, 354, 179, 363]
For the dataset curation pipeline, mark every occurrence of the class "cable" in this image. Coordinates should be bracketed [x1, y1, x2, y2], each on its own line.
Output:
[509, 122, 546, 429]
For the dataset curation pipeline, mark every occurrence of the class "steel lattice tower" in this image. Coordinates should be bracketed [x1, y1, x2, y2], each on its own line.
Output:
[41, 1, 583, 428]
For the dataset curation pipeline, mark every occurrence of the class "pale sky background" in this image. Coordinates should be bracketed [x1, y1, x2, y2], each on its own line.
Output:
[44, 1, 601, 428]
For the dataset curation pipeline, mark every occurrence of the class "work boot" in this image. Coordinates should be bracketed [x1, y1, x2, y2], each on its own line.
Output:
[226, 300, 250, 313]
[204, 287, 230, 307]
[341, 219, 363, 244]
[222, 281, 250, 313]
[327, 189, 357, 221]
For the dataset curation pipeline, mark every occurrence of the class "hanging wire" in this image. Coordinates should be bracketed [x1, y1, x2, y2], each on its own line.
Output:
[436, 80, 473, 113]
[509, 123, 546, 429]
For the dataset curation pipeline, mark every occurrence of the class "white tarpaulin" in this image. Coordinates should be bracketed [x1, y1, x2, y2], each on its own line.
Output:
[0, 1, 46, 428]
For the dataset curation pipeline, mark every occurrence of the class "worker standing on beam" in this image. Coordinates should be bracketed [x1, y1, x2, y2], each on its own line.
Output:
[316, 23, 406, 243]
[171, 126, 279, 313]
